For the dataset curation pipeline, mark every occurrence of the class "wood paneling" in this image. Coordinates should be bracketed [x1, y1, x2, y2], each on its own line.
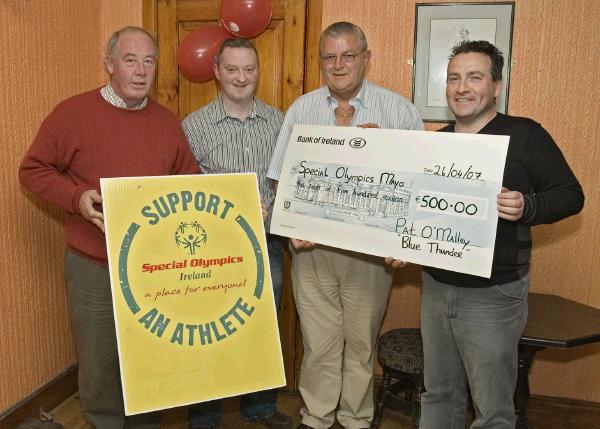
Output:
[1, 0, 141, 413]
[155, 0, 308, 119]
[322, 0, 600, 403]
[303, 0, 323, 93]
[177, 20, 221, 115]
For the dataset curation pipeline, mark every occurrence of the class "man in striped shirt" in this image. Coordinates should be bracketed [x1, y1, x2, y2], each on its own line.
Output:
[267, 22, 423, 429]
[182, 38, 292, 429]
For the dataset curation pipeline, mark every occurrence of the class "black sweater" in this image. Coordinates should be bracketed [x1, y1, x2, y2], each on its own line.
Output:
[424, 113, 584, 287]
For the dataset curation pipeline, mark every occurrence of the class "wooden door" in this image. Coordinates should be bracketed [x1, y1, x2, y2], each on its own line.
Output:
[142, 0, 322, 390]
[144, 0, 311, 118]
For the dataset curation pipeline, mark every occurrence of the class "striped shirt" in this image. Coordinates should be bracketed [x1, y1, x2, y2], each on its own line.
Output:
[267, 80, 424, 180]
[100, 82, 148, 110]
[182, 95, 284, 210]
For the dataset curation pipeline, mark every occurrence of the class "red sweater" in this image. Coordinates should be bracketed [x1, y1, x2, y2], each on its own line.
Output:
[19, 89, 200, 264]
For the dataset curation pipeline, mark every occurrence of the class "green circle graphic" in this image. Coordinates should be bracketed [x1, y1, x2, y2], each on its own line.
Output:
[117, 214, 265, 323]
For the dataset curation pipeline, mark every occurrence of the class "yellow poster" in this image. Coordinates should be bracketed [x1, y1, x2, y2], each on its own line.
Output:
[101, 173, 285, 415]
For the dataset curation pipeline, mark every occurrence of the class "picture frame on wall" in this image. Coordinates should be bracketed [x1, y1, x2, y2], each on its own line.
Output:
[412, 2, 515, 122]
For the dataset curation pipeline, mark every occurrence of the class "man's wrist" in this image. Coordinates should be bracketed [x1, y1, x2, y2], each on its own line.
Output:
[72, 187, 94, 215]
[521, 193, 536, 224]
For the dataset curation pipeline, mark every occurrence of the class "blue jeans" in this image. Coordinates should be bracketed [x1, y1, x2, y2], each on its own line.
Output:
[419, 271, 529, 429]
[188, 235, 285, 427]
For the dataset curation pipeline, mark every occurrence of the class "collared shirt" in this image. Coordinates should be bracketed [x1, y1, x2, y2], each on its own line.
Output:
[266, 80, 424, 180]
[100, 82, 148, 110]
[182, 95, 284, 211]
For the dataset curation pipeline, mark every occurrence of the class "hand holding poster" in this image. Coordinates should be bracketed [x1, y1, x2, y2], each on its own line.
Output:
[270, 125, 509, 278]
[101, 173, 285, 415]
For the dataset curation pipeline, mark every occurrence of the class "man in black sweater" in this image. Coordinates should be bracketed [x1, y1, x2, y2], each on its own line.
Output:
[389, 40, 584, 429]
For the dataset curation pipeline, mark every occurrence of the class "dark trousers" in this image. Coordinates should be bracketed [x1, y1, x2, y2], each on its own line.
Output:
[65, 250, 160, 429]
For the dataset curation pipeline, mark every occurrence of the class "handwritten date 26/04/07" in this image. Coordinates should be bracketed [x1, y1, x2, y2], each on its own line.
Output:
[424, 163, 482, 180]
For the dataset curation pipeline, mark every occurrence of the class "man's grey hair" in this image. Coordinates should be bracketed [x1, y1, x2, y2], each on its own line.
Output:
[319, 21, 368, 53]
[106, 26, 158, 59]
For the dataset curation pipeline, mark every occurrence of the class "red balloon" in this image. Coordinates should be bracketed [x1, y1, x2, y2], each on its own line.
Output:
[220, 0, 272, 38]
[177, 26, 231, 83]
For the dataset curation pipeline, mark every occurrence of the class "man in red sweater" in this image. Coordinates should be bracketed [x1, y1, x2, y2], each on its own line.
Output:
[19, 26, 199, 428]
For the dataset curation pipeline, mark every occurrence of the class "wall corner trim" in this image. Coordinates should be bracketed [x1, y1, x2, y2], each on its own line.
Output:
[0, 365, 78, 429]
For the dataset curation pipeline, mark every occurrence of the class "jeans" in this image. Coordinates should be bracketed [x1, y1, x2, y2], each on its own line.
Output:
[188, 235, 285, 427]
[419, 271, 529, 429]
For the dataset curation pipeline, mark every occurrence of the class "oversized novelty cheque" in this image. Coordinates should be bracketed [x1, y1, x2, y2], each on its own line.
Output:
[270, 125, 509, 278]
[101, 173, 285, 415]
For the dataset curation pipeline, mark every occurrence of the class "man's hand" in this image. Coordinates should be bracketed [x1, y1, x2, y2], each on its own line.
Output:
[384, 256, 409, 269]
[358, 123, 380, 128]
[79, 190, 105, 233]
[291, 239, 316, 250]
[497, 187, 524, 221]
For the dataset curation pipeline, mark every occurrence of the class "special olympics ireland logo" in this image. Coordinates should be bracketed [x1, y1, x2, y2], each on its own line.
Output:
[174, 221, 207, 255]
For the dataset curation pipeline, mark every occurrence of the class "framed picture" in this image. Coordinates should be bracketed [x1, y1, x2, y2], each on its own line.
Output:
[412, 2, 515, 122]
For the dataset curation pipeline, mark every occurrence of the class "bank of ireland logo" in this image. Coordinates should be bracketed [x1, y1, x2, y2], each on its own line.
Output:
[349, 137, 367, 149]
[174, 220, 207, 255]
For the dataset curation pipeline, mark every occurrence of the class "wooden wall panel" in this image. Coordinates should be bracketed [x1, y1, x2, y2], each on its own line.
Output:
[177, 20, 221, 117]
[1, 0, 141, 413]
[323, 0, 600, 402]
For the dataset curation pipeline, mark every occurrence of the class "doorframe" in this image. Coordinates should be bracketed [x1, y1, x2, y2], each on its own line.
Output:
[142, 0, 158, 100]
[304, 0, 323, 93]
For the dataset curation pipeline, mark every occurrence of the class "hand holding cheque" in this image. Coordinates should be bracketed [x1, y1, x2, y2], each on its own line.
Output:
[385, 187, 523, 268]
[270, 124, 509, 278]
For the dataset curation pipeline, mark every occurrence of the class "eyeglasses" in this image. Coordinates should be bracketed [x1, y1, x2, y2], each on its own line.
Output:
[320, 50, 365, 66]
